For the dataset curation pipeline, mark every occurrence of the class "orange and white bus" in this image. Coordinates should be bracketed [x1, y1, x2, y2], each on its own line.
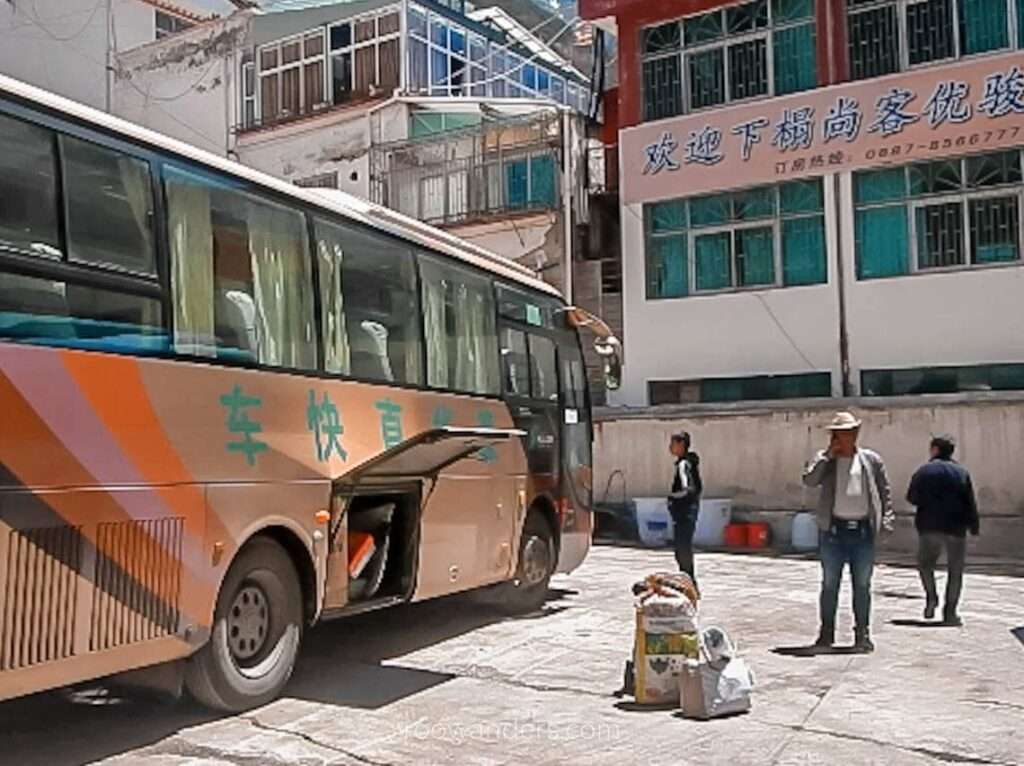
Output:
[0, 75, 620, 711]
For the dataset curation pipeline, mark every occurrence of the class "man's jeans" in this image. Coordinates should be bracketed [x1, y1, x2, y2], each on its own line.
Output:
[819, 523, 876, 634]
[918, 532, 967, 618]
[669, 504, 697, 586]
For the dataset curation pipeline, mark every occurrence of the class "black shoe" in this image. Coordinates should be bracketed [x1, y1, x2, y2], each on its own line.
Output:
[942, 614, 963, 627]
[924, 599, 937, 620]
[854, 632, 875, 653]
[814, 630, 835, 648]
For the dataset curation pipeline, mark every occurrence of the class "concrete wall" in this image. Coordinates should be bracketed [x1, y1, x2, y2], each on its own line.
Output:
[837, 173, 1024, 379]
[0, 0, 229, 110]
[0, 0, 110, 109]
[594, 395, 1024, 557]
[614, 165, 1024, 408]
[449, 211, 565, 282]
[112, 13, 250, 156]
[616, 184, 843, 406]
[235, 103, 396, 198]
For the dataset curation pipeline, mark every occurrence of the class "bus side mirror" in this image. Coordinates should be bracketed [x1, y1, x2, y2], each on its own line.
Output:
[594, 339, 621, 392]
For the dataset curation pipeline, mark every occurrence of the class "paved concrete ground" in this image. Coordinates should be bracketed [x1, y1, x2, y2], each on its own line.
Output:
[2, 545, 1023, 766]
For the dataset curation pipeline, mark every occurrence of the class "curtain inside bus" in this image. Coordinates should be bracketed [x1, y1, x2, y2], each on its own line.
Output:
[420, 255, 499, 395]
[315, 236, 351, 374]
[166, 179, 216, 356]
[165, 166, 315, 370]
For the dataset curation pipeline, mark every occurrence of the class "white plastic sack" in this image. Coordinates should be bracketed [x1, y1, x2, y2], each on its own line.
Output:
[715, 658, 755, 707]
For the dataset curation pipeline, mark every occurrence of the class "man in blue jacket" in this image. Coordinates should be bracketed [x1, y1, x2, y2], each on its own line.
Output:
[906, 435, 980, 626]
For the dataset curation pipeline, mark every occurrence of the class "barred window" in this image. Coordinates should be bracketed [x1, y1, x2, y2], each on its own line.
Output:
[854, 149, 1023, 279]
[644, 179, 827, 299]
[641, 0, 816, 122]
[847, 0, 1019, 81]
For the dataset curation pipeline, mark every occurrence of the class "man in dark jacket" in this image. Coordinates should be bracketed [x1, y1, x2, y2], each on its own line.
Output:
[906, 435, 979, 626]
[667, 432, 702, 586]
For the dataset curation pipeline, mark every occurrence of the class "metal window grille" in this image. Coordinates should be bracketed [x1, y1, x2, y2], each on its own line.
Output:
[641, 0, 814, 120]
[295, 172, 339, 189]
[644, 180, 825, 296]
[643, 56, 684, 120]
[906, 0, 956, 64]
[915, 202, 965, 268]
[847, 0, 1017, 81]
[848, 4, 901, 79]
[855, 150, 1023, 273]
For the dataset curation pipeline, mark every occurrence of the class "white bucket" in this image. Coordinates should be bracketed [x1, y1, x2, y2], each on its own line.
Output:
[694, 499, 732, 547]
[791, 512, 819, 551]
[634, 498, 674, 547]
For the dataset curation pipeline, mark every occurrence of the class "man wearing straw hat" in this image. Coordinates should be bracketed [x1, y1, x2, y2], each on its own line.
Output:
[803, 412, 895, 653]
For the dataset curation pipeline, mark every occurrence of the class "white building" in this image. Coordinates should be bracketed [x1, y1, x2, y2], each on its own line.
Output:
[110, 0, 613, 306]
[0, 0, 239, 110]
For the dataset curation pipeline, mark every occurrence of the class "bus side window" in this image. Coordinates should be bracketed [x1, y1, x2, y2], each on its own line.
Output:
[62, 134, 156, 276]
[528, 334, 558, 403]
[0, 114, 164, 353]
[500, 327, 530, 397]
[0, 113, 62, 258]
[165, 166, 316, 370]
[312, 216, 422, 385]
[419, 254, 499, 395]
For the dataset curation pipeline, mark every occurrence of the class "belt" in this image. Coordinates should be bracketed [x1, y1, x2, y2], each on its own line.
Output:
[830, 518, 871, 534]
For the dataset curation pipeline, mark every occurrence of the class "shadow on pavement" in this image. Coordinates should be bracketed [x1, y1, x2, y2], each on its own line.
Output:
[772, 645, 864, 658]
[0, 590, 564, 765]
[1011, 627, 1024, 648]
[890, 618, 941, 628]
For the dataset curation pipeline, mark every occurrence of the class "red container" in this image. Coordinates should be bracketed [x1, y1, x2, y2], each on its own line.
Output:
[747, 522, 773, 548]
[724, 523, 749, 548]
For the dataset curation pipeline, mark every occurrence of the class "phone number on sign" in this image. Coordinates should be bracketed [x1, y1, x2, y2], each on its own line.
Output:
[864, 126, 1023, 162]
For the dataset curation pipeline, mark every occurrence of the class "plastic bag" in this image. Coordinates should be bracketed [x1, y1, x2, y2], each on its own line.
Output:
[679, 628, 755, 719]
[702, 626, 737, 664]
[631, 572, 701, 705]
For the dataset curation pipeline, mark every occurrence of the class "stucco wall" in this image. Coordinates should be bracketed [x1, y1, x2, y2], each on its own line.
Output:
[0, 0, 110, 109]
[235, 101, 407, 199]
[594, 395, 1024, 556]
[837, 173, 1024, 378]
[613, 166, 1024, 409]
[112, 14, 249, 156]
[615, 186, 844, 406]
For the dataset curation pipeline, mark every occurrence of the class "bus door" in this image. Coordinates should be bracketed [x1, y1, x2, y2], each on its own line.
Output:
[557, 341, 593, 518]
[499, 326, 560, 496]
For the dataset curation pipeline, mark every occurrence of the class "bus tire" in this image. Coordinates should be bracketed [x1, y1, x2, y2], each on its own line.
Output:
[497, 512, 555, 614]
[185, 537, 303, 712]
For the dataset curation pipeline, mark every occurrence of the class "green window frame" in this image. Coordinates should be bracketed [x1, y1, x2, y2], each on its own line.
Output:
[640, 0, 816, 122]
[649, 371, 831, 404]
[862, 363, 1024, 396]
[409, 111, 481, 138]
[504, 155, 558, 211]
[854, 149, 1023, 280]
[644, 179, 827, 299]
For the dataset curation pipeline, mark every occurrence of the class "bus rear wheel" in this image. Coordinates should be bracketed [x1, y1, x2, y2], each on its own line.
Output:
[497, 512, 555, 614]
[185, 537, 303, 712]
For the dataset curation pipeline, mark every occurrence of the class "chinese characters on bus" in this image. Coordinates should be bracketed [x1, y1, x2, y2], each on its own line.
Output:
[221, 385, 268, 466]
[640, 65, 1024, 178]
[307, 390, 347, 462]
[219, 388, 503, 467]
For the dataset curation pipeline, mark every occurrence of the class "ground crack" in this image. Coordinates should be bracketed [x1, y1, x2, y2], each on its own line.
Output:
[961, 698, 1024, 714]
[765, 721, 1018, 766]
[441, 662, 609, 700]
[243, 715, 396, 766]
